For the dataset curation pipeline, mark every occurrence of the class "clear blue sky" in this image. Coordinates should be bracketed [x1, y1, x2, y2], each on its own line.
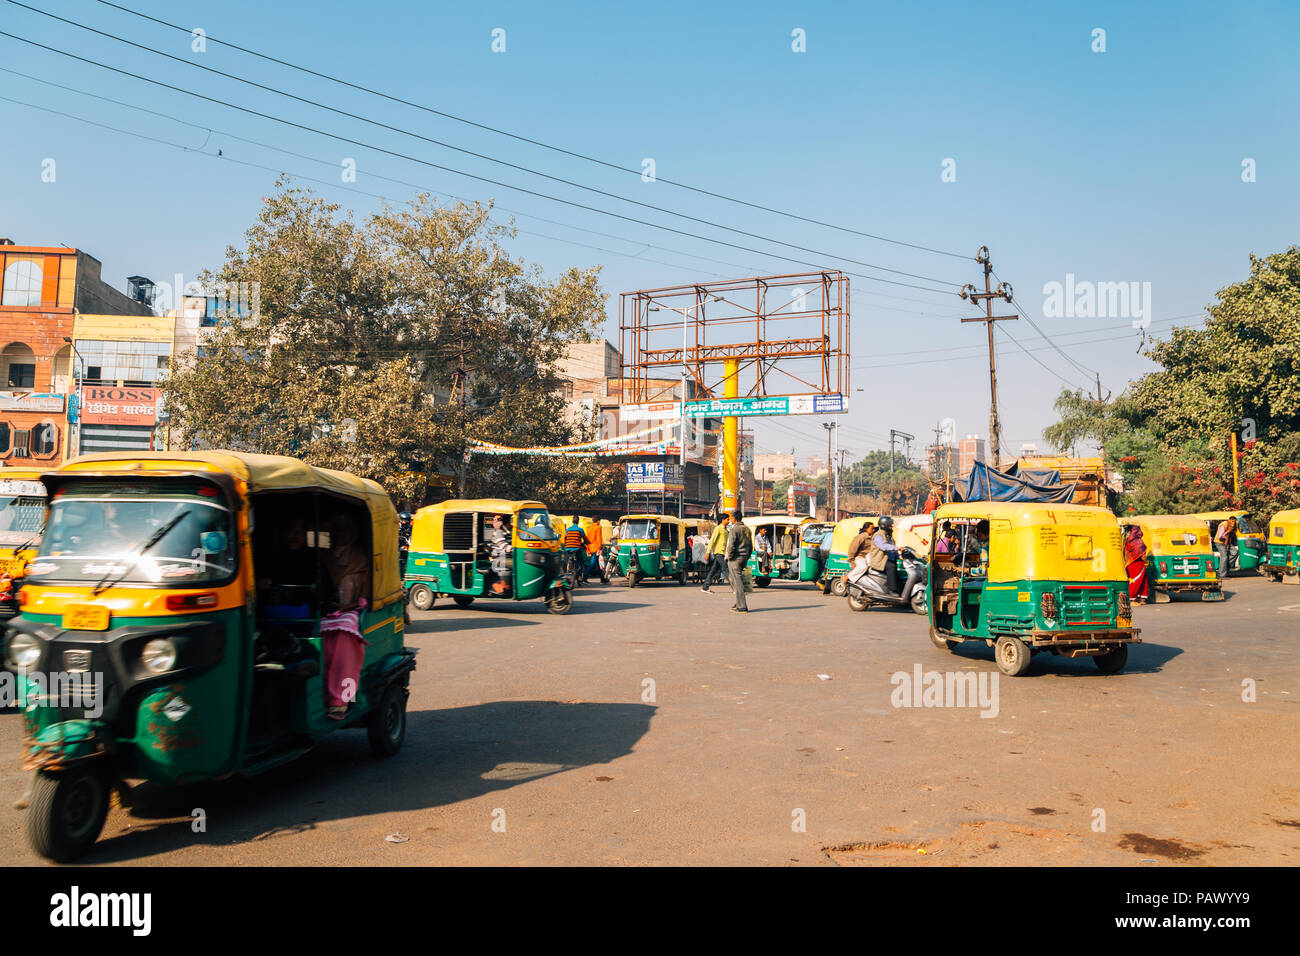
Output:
[2, 0, 1296, 463]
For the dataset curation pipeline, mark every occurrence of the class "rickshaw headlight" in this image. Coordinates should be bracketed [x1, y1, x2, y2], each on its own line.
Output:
[141, 638, 177, 673]
[7, 633, 41, 669]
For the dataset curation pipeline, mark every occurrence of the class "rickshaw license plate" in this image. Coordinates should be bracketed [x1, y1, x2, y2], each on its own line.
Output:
[64, 605, 110, 631]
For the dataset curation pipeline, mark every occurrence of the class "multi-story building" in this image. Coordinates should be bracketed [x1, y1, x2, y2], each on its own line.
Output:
[0, 238, 152, 466]
[958, 434, 985, 480]
[754, 452, 797, 485]
[806, 455, 828, 478]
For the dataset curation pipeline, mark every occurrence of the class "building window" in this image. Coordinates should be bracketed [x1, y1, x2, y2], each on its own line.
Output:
[6, 364, 34, 388]
[1, 261, 42, 307]
[74, 340, 172, 386]
[0, 422, 9, 454]
[31, 421, 57, 458]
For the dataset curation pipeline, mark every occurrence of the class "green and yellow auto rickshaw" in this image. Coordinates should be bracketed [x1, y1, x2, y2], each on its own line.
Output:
[5, 451, 416, 862]
[741, 516, 825, 586]
[820, 515, 878, 596]
[927, 502, 1140, 676]
[1186, 510, 1267, 573]
[615, 514, 689, 586]
[0, 469, 48, 620]
[1263, 508, 1300, 584]
[403, 499, 572, 614]
[1124, 515, 1221, 601]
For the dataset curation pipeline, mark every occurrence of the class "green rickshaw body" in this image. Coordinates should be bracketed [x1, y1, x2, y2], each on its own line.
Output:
[403, 499, 568, 605]
[741, 516, 814, 585]
[615, 515, 687, 584]
[928, 503, 1140, 674]
[6, 451, 416, 860]
[1186, 510, 1266, 572]
[818, 516, 878, 592]
[1264, 508, 1300, 584]
[798, 522, 834, 582]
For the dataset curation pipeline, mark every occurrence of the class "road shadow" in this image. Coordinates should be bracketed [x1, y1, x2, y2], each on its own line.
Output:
[946, 640, 1183, 676]
[405, 617, 540, 634]
[79, 700, 655, 864]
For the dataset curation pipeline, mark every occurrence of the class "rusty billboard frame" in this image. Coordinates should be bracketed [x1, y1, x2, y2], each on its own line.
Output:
[617, 270, 850, 404]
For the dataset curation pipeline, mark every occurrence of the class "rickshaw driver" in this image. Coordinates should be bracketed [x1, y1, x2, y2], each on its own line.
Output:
[487, 513, 512, 595]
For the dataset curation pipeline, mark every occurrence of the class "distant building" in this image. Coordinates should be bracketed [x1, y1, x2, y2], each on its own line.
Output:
[754, 452, 797, 484]
[556, 339, 621, 427]
[0, 238, 153, 465]
[958, 434, 985, 480]
[806, 454, 828, 478]
[924, 442, 957, 480]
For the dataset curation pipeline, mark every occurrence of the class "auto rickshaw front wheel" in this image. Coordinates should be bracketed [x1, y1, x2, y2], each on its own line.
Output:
[994, 635, 1032, 677]
[755, 576, 771, 588]
[367, 683, 408, 757]
[27, 765, 111, 863]
[830, 576, 848, 597]
[452, 594, 475, 608]
[545, 587, 573, 615]
[1094, 643, 1129, 674]
[409, 584, 435, 611]
[627, 571, 640, 588]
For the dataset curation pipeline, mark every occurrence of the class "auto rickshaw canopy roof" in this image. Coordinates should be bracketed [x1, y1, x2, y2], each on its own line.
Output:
[1269, 508, 1300, 545]
[1124, 515, 1212, 553]
[932, 501, 1124, 583]
[828, 516, 878, 555]
[411, 499, 553, 551]
[52, 451, 403, 603]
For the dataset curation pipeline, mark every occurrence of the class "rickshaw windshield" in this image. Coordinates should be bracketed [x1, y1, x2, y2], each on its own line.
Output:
[517, 508, 558, 541]
[801, 524, 830, 545]
[27, 479, 238, 586]
[620, 519, 658, 540]
[0, 493, 46, 547]
[1233, 515, 1258, 535]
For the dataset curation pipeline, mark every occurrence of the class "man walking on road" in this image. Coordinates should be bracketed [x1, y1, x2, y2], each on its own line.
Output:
[726, 510, 754, 612]
[701, 514, 731, 592]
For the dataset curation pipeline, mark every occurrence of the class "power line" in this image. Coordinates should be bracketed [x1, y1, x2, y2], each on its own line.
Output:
[90, 0, 970, 261]
[992, 268, 1097, 379]
[2, 4, 963, 290]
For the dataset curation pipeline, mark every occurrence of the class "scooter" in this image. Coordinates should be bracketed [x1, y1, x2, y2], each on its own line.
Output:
[845, 546, 928, 614]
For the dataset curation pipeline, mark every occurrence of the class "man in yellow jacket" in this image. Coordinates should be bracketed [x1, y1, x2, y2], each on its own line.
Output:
[700, 514, 730, 593]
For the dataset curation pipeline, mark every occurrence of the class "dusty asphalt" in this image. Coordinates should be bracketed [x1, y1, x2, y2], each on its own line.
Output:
[2, 573, 1297, 866]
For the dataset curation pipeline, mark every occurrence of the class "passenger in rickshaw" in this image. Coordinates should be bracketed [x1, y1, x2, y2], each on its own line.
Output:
[322, 512, 371, 720]
[487, 513, 512, 595]
[755, 527, 773, 575]
[779, 526, 795, 558]
[256, 515, 316, 612]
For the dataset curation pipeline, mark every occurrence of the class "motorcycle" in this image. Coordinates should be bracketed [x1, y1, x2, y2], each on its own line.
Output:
[845, 546, 928, 614]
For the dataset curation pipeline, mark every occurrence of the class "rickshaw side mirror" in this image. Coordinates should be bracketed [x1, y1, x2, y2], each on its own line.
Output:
[201, 531, 228, 552]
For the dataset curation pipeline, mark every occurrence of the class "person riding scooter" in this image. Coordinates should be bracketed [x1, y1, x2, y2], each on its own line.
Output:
[868, 516, 901, 594]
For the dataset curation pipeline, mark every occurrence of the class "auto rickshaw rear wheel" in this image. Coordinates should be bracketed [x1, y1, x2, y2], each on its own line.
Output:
[452, 594, 475, 608]
[830, 576, 848, 597]
[994, 635, 1032, 677]
[755, 577, 771, 588]
[409, 584, 435, 611]
[27, 765, 110, 863]
[367, 683, 407, 757]
[1094, 643, 1129, 674]
[545, 587, 573, 615]
[677, 569, 687, 585]
[929, 627, 958, 651]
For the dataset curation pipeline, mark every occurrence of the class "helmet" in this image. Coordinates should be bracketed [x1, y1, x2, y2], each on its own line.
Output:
[878, 516, 894, 532]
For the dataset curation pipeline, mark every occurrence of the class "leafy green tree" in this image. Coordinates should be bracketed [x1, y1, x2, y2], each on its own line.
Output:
[165, 182, 621, 508]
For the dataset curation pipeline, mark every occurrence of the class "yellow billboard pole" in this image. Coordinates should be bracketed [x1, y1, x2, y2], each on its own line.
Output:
[721, 358, 739, 514]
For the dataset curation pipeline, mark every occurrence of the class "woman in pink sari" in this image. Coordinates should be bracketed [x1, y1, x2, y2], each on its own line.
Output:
[1123, 525, 1151, 604]
[322, 515, 370, 720]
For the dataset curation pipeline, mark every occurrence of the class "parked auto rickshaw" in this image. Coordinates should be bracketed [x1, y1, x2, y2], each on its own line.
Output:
[741, 516, 809, 586]
[1186, 510, 1267, 573]
[404, 499, 572, 613]
[927, 502, 1140, 676]
[819, 515, 879, 595]
[799, 521, 835, 584]
[0, 469, 48, 620]
[1123, 515, 1221, 601]
[5, 451, 416, 862]
[1263, 508, 1300, 584]
[615, 514, 689, 586]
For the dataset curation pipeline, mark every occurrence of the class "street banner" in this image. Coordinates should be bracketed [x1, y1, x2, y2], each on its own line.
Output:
[0, 393, 65, 413]
[78, 387, 161, 426]
[684, 394, 846, 418]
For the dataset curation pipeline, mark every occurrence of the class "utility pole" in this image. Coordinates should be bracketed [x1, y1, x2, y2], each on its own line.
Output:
[960, 246, 1017, 470]
[821, 421, 838, 519]
[889, 428, 914, 474]
[1094, 372, 1111, 403]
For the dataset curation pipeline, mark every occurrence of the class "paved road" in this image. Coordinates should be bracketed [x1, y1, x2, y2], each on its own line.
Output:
[2, 575, 1296, 865]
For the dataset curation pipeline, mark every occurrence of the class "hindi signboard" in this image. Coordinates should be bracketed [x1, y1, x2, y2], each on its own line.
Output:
[684, 394, 846, 418]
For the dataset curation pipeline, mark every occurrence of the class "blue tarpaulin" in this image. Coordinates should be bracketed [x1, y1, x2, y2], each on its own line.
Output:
[1004, 462, 1062, 486]
[958, 461, 1077, 503]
